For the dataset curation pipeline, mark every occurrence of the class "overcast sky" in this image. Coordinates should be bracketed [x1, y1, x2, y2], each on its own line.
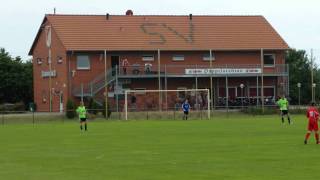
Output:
[0, 0, 319, 62]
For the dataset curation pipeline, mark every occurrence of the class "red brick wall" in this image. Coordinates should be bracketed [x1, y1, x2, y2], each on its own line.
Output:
[33, 44, 286, 111]
[32, 23, 68, 112]
[69, 53, 107, 90]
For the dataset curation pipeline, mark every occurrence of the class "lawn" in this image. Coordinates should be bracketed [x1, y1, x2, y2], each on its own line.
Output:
[0, 114, 319, 180]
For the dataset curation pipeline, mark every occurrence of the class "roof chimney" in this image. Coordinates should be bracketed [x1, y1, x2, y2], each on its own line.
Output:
[106, 13, 110, 20]
[126, 10, 133, 16]
[189, 14, 192, 20]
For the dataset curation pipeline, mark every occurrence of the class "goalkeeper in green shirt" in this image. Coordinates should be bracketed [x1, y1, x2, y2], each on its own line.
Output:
[277, 95, 291, 124]
[76, 101, 88, 131]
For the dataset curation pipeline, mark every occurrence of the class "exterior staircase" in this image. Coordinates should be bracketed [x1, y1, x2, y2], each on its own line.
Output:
[72, 68, 116, 104]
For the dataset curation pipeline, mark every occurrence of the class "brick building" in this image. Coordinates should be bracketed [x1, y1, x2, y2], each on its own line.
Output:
[29, 11, 289, 112]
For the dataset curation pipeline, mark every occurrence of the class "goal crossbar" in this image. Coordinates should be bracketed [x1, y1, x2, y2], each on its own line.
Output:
[124, 89, 210, 120]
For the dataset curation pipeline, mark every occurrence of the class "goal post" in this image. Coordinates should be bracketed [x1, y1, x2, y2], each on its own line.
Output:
[124, 89, 210, 120]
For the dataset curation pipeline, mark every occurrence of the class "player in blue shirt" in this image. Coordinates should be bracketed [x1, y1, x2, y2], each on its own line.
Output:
[182, 99, 190, 120]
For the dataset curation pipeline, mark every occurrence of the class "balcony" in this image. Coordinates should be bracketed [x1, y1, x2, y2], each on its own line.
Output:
[72, 64, 288, 97]
[118, 64, 288, 78]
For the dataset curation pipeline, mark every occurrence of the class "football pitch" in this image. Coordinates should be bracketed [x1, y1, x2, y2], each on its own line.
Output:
[0, 114, 319, 180]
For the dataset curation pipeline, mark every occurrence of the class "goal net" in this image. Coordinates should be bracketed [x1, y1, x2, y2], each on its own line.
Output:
[124, 89, 210, 120]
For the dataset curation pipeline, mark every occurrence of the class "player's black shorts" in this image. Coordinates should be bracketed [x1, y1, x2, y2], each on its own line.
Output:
[80, 118, 87, 122]
[184, 111, 189, 115]
[281, 110, 288, 115]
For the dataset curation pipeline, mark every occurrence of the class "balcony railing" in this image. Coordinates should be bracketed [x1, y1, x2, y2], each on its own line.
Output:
[72, 64, 288, 98]
[118, 64, 288, 77]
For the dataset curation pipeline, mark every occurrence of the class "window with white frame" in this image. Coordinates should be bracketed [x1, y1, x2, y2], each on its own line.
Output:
[142, 55, 154, 61]
[76, 55, 90, 70]
[203, 53, 215, 61]
[263, 54, 275, 67]
[172, 55, 185, 61]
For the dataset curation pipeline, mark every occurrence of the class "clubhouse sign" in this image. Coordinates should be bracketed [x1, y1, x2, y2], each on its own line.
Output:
[185, 68, 262, 75]
[41, 70, 57, 78]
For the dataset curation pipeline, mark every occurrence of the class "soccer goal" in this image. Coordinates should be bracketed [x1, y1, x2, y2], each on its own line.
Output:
[124, 89, 210, 120]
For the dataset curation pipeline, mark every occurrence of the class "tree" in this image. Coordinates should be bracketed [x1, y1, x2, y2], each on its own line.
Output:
[286, 49, 319, 104]
[66, 99, 76, 119]
[0, 48, 33, 106]
[88, 98, 101, 115]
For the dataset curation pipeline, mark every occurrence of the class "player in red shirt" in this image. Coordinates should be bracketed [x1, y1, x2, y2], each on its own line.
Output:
[304, 102, 319, 144]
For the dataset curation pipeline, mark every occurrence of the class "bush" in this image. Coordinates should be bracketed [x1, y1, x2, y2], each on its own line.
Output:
[88, 98, 94, 114]
[0, 102, 25, 113]
[87, 113, 96, 120]
[88, 98, 101, 115]
[102, 101, 112, 118]
[242, 106, 308, 115]
[13, 102, 25, 111]
[288, 108, 306, 114]
[241, 106, 278, 115]
[66, 99, 76, 119]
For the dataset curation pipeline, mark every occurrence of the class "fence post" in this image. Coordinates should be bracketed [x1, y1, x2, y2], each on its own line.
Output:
[125, 91, 128, 120]
[115, 65, 119, 116]
[2, 112, 4, 126]
[225, 65, 229, 118]
[90, 82, 93, 97]
[147, 110, 149, 120]
[32, 111, 35, 126]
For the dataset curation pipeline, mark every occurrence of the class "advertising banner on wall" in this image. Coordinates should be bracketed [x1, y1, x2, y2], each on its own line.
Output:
[185, 68, 261, 75]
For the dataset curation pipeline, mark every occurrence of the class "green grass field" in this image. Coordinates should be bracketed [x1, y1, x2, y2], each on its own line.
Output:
[0, 114, 319, 180]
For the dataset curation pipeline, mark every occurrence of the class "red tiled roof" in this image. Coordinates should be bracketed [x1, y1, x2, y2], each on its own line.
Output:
[29, 14, 289, 54]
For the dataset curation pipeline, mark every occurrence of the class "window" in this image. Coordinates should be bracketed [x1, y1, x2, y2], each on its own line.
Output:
[249, 86, 275, 97]
[264, 54, 275, 67]
[249, 87, 261, 97]
[264, 87, 275, 97]
[203, 53, 215, 61]
[36, 58, 43, 65]
[77, 55, 90, 70]
[172, 55, 185, 61]
[237, 87, 246, 97]
[142, 55, 154, 61]
[57, 56, 63, 64]
[218, 87, 237, 98]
